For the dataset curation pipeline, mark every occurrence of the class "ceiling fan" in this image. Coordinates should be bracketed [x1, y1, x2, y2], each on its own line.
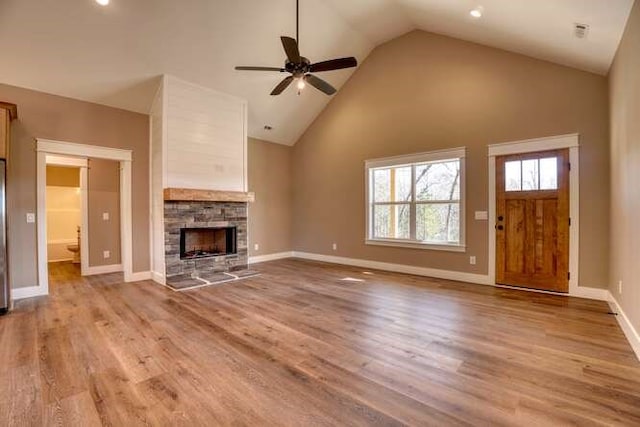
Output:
[234, 0, 358, 96]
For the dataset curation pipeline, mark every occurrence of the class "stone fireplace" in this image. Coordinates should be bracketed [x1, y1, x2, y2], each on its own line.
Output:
[161, 189, 254, 286]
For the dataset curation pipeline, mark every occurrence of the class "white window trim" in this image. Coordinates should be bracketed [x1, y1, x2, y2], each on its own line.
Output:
[364, 147, 466, 252]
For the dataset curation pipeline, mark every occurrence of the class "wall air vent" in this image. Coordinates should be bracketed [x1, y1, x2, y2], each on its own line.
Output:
[574, 23, 590, 39]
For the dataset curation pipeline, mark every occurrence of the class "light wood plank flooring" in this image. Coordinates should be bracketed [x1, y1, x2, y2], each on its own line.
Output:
[1, 259, 640, 426]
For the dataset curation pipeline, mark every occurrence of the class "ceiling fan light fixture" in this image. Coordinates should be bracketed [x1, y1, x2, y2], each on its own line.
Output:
[297, 78, 306, 90]
[96, 0, 109, 6]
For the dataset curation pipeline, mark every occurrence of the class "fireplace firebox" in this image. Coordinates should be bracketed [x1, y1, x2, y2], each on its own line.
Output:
[180, 227, 237, 260]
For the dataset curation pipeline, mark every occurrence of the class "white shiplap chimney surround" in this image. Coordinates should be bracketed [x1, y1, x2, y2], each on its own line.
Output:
[150, 75, 250, 284]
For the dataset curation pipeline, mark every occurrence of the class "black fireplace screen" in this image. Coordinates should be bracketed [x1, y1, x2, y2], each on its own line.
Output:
[180, 227, 237, 259]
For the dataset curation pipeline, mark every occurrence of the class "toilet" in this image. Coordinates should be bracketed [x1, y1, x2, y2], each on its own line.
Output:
[67, 226, 81, 264]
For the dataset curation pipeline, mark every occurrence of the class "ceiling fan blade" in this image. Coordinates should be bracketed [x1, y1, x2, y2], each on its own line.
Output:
[281, 36, 301, 64]
[236, 66, 285, 72]
[310, 57, 358, 73]
[305, 74, 337, 95]
[270, 76, 294, 95]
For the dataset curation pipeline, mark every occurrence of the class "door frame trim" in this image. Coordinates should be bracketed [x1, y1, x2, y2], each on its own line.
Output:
[35, 139, 133, 297]
[488, 133, 580, 296]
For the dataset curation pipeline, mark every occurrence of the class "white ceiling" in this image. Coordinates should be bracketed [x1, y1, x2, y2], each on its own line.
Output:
[0, 0, 634, 145]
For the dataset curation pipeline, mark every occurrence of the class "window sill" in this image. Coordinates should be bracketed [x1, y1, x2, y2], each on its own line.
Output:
[365, 239, 466, 253]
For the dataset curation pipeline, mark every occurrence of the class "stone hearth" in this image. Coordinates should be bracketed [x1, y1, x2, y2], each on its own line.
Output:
[164, 200, 248, 284]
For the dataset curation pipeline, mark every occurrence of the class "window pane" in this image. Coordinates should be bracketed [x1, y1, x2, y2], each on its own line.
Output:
[540, 157, 558, 190]
[373, 204, 410, 239]
[505, 161, 521, 191]
[416, 160, 460, 201]
[522, 159, 539, 190]
[394, 166, 412, 202]
[416, 204, 460, 243]
[373, 169, 390, 202]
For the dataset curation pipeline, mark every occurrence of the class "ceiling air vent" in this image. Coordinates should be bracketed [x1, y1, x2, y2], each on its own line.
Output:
[574, 23, 590, 39]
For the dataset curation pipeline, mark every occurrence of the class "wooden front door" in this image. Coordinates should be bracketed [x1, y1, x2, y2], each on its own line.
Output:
[496, 149, 570, 292]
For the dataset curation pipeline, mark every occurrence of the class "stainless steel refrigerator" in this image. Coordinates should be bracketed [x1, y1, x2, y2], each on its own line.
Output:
[0, 159, 7, 313]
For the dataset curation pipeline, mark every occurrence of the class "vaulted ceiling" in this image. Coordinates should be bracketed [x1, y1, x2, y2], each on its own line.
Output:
[0, 0, 634, 145]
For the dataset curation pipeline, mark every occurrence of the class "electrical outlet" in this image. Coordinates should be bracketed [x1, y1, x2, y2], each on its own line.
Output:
[102, 212, 109, 221]
[103, 250, 110, 259]
[619, 280, 623, 294]
[332, 243, 338, 251]
[26, 213, 36, 223]
[254, 243, 259, 251]
[470, 256, 476, 265]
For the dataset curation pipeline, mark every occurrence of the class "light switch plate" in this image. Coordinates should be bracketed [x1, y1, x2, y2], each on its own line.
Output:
[475, 211, 488, 220]
[102, 212, 110, 221]
[103, 250, 110, 259]
[26, 213, 36, 223]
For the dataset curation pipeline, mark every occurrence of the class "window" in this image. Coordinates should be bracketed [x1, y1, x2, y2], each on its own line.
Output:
[366, 148, 465, 251]
[505, 157, 558, 191]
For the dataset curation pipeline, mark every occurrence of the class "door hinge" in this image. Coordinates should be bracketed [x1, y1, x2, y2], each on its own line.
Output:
[569, 217, 571, 226]
[568, 272, 571, 280]
[568, 162, 571, 171]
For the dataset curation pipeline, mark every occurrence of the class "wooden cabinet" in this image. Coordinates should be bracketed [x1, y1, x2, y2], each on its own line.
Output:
[0, 102, 18, 159]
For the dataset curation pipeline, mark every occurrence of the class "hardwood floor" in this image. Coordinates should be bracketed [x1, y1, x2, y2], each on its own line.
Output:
[1, 259, 640, 426]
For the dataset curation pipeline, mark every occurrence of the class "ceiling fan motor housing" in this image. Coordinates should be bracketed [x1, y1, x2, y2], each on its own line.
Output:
[285, 57, 311, 77]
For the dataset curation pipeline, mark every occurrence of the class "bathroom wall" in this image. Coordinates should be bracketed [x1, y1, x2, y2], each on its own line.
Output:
[46, 166, 80, 262]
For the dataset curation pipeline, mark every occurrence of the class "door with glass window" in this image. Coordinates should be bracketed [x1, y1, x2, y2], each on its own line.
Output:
[496, 149, 569, 292]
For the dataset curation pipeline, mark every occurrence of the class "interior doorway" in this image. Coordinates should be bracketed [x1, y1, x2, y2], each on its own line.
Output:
[495, 149, 570, 292]
[45, 158, 85, 282]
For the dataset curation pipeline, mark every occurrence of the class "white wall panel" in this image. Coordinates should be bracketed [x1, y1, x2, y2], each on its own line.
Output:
[165, 75, 247, 192]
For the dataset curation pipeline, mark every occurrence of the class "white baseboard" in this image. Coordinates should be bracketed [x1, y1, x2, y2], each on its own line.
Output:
[571, 286, 610, 301]
[128, 271, 152, 282]
[84, 264, 123, 276]
[249, 251, 295, 264]
[608, 292, 640, 361]
[12, 285, 48, 300]
[292, 251, 491, 285]
[151, 271, 166, 286]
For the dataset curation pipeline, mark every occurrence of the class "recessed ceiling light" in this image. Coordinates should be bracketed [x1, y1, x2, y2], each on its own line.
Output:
[470, 6, 483, 18]
[96, 0, 109, 6]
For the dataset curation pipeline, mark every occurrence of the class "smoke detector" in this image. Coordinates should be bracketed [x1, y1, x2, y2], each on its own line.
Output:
[574, 23, 590, 39]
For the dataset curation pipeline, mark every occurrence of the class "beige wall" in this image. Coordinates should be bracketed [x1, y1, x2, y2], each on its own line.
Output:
[87, 158, 121, 267]
[248, 138, 292, 257]
[0, 83, 149, 289]
[609, 2, 640, 331]
[292, 30, 610, 288]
